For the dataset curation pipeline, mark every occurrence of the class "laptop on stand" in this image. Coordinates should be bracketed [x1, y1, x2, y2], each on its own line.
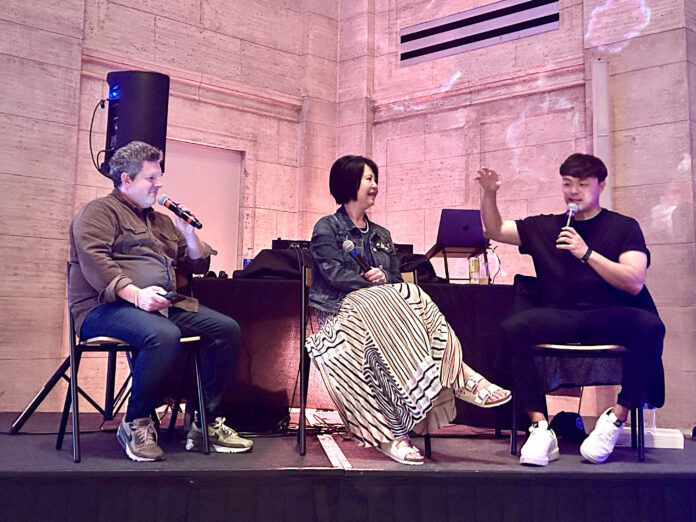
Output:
[425, 209, 490, 282]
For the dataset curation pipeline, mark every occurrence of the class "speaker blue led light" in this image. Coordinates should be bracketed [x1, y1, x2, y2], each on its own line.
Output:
[108, 82, 120, 100]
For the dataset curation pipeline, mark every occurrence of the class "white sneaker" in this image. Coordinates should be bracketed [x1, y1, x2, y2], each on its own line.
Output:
[580, 408, 624, 464]
[519, 420, 560, 466]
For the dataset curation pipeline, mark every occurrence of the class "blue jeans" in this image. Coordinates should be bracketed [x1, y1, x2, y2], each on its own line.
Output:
[80, 302, 241, 422]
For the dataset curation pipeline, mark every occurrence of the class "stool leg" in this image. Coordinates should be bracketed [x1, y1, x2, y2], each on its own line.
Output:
[511, 393, 518, 455]
[637, 406, 645, 462]
[424, 434, 432, 458]
[56, 381, 72, 451]
[193, 347, 210, 455]
[168, 351, 193, 439]
[167, 398, 182, 438]
[69, 350, 82, 463]
[104, 351, 117, 421]
[299, 348, 310, 455]
[299, 271, 309, 456]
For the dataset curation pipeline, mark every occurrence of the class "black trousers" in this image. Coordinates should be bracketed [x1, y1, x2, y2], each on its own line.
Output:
[500, 306, 665, 414]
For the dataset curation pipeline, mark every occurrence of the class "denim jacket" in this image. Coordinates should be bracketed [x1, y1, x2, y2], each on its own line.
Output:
[309, 206, 402, 313]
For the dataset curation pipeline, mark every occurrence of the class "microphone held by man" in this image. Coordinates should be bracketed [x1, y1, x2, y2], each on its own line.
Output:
[158, 193, 203, 229]
[565, 202, 578, 227]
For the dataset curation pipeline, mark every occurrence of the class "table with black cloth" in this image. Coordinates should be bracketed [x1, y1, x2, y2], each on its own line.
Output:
[420, 282, 515, 429]
[191, 277, 515, 430]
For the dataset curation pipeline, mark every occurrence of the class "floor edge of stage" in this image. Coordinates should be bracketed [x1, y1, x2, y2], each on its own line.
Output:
[2, 412, 695, 521]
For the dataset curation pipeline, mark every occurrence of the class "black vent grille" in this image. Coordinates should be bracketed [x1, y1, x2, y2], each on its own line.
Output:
[400, 0, 559, 65]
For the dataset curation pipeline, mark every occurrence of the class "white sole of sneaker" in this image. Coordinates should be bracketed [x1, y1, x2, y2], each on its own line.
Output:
[185, 439, 253, 453]
[211, 444, 253, 453]
[579, 447, 608, 464]
[117, 430, 164, 462]
[519, 447, 559, 467]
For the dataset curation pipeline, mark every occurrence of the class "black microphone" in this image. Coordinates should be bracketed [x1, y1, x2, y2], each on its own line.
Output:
[342, 239, 370, 272]
[565, 202, 578, 227]
[157, 194, 203, 229]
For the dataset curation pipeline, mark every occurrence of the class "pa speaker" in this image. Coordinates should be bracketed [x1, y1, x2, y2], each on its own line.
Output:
[102, 70, 170, 173]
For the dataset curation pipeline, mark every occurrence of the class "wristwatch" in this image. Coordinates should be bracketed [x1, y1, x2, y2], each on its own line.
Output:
[581, 247, 593, 263]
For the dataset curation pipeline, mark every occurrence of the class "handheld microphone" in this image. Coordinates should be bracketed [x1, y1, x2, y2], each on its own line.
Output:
[342, 239, 371, 272]
[565, 202, 578, 227]
[157, 194, 203, 229]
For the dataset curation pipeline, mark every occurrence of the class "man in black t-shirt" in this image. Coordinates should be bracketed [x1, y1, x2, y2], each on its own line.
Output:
[476, 153, 664, 466]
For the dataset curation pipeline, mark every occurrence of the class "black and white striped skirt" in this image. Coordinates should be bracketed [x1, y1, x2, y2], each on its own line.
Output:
[306, 283, 474, 447]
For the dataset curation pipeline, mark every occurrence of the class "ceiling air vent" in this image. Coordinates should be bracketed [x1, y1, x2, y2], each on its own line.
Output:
[400, 0, 559, 66]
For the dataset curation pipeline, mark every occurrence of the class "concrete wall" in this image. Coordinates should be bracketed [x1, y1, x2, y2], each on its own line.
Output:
[1, 0, 85, 412]
[0, 0, 338, 412]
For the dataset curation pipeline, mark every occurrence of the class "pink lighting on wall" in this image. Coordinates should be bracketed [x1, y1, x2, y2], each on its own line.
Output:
[585, 0, 652, 51]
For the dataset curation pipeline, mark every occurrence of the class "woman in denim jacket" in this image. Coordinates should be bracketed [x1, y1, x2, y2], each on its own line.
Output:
[306, 155, 511, 465]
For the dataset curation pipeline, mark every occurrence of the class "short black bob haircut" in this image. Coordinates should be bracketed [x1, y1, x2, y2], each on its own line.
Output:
[559, 153, 607, 182]
[329, 155, 379, 205]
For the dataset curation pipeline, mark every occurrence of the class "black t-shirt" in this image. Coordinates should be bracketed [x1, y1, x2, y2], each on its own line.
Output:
[516, 209, 650, 308]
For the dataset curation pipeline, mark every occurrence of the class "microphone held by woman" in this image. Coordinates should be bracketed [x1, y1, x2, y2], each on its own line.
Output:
[342, 239, 371, 272]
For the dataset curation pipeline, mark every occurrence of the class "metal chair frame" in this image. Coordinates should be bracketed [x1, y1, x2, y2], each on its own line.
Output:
[298, 265, 312, 455]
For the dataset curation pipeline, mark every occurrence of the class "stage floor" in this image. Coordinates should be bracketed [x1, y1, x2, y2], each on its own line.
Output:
[2, 411, 694, 473]
[2, 412, 695, 521]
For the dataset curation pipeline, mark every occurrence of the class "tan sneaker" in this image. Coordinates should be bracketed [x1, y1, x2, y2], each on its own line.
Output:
[117, 416, 165, 462]
[185, 416, 253, 453]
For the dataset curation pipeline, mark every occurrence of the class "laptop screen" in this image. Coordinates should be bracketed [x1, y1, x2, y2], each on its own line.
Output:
[436, 209, 489, 248]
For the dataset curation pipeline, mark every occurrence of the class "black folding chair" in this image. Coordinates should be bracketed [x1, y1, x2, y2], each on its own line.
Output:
[11, 262, 210, 462]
